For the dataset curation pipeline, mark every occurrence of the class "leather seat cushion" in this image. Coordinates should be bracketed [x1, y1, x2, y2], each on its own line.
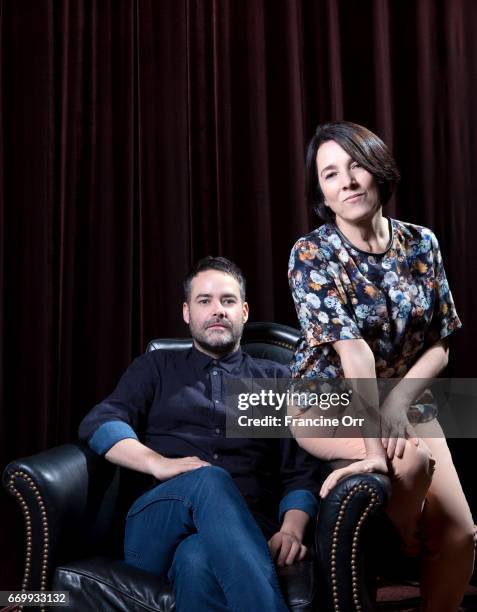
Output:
[53, 554, 316, 611]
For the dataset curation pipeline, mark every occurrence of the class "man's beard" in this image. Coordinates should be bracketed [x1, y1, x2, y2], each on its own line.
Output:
[190, 317, 243, 356]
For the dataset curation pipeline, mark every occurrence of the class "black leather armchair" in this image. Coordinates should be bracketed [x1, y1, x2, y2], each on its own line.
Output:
[3, 322, 391, 612]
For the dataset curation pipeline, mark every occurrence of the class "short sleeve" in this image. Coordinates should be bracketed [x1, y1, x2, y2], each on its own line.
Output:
[426, 232, 462, 345]
[288, 237, 362, 347]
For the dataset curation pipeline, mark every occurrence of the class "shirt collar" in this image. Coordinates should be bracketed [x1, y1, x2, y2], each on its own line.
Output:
[188, 345, 244, 373]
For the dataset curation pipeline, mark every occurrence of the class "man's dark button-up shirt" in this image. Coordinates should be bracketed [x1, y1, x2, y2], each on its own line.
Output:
[79, 347, 323, 532]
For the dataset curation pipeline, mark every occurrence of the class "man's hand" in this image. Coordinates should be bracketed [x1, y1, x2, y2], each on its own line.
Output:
[105, 439, 211, 481]
[150, 456, 211, 481]
[268, 530, 307, 567]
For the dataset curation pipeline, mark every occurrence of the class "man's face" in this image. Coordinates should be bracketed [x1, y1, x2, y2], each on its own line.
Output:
[183, 270, 249, 358]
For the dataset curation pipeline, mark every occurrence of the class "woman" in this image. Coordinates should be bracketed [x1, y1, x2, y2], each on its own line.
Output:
[288, 121, 474, 611]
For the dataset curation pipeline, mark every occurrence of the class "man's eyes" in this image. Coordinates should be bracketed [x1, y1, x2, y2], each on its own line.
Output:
[197, 298, 237, 305]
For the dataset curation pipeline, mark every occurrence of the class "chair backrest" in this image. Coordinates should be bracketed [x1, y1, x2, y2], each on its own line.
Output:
[146, 321, 300, 365]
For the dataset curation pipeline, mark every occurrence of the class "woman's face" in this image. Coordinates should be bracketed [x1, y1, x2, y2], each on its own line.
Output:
[316, 140, 380, 225]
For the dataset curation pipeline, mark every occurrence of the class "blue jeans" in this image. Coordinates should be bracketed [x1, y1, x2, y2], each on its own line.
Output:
[124, 466, 288, 612]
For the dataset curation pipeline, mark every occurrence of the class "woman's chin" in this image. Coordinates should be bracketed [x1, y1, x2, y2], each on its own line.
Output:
[336, 205, 381, 225]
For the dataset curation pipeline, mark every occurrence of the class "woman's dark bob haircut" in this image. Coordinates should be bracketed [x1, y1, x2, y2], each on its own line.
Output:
[306, 121, 400, 222]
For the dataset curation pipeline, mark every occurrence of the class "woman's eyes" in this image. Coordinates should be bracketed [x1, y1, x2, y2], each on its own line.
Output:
[324, 162, 361, 179]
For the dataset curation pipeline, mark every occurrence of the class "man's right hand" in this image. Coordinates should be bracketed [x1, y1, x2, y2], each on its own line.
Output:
[105, 438, 210, 481]
[151, 456, 211, 481]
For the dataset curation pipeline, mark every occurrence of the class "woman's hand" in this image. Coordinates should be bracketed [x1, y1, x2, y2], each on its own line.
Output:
[380, 401, 419, 460]
[320, 454, 388, 498]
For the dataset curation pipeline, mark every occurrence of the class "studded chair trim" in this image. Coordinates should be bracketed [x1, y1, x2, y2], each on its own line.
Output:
[329, 483, 381, 612]
[6, 470, 49, 612]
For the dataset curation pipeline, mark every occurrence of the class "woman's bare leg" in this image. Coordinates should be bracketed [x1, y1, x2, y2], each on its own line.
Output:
[321, 432, 434, 555]
[415, 421, 474, 612]
[384, 440, 435, 555]
[311, 424, 473, 610]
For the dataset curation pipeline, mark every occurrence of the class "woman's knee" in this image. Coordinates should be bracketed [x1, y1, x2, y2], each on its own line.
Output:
[391, 440, 435, 484]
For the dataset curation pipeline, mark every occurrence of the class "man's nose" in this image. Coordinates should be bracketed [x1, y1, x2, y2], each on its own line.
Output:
[212, 301, 226, 317]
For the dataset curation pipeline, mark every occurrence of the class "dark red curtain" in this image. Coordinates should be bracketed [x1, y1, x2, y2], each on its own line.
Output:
[1, 0, 476, 588]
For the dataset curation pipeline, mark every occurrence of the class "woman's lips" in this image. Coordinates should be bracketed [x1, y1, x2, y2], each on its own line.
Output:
[343, 192, 365, 202]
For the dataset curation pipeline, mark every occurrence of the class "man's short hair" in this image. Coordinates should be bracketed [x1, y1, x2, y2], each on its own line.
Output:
[183, 256, 246, 302]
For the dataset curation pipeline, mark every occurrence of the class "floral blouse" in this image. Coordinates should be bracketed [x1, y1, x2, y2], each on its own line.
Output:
[288, 218, 461, 379]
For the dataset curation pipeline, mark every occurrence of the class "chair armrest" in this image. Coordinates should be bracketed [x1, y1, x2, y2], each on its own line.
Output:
[315, 472, 391, 612]
[3, 442, 118, 591]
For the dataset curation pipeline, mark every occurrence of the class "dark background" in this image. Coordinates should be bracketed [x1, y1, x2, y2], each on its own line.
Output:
[1, 0, 476, 589]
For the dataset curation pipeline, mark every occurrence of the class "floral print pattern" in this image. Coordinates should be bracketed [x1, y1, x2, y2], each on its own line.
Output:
[288, 219, 461, 379]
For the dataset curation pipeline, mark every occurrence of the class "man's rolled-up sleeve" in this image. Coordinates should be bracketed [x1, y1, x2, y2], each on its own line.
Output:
[78, 352, 159, 455]
[278, 437, 326, 522]
[278, 488, 319, 522]
[88, 421, 139, 455]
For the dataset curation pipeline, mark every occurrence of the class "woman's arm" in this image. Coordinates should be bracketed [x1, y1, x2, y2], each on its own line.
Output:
[293, 338, 389, 497]
[380, 339, 449, 458]
[388, 339, 448, 402]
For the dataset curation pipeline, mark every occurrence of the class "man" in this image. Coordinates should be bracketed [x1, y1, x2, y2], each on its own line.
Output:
[79, 257, 323, 612]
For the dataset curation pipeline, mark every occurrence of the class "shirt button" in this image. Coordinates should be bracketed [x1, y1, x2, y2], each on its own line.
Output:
[212, 370, 218, 376]
[215, 428, 220, 434]
[213, 453, 219, 460]
[215, 400, 219, 404]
